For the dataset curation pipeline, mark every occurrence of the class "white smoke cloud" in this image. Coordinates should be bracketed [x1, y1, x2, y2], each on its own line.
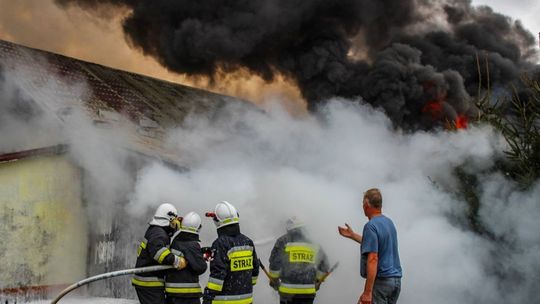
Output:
[128, 99, 539, 303]
[3, 57, 539, 303]
[62, 107, 134, 234]
[0, 59, 136, 235]
[0, 62, 63, 152]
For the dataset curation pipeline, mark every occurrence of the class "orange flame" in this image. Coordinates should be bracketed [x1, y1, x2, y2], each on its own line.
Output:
[421, 81, 447, 121]
[455, 114, 468, 129]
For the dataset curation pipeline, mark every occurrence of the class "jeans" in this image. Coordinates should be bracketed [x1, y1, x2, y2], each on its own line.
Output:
[373, 277, 401, 304]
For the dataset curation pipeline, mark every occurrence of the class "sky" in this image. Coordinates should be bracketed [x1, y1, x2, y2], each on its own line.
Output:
[475, 0, 540, 36]
[0, 0, 538, 107]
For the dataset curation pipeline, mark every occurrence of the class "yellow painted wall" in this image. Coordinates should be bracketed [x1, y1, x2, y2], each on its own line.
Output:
[0, 155, 88, 288]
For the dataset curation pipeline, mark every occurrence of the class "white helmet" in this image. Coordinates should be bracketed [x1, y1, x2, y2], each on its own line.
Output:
[210, 201, 239, 228]
[180, 212, 202, 234]
[149, 203, 178, 227]
[285, 215, 305, 231]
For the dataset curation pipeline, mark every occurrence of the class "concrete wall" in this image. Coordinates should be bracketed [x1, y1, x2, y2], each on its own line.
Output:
[0, 155, 88, 291]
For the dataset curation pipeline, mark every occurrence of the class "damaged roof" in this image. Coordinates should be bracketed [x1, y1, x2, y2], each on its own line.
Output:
[0, 39, 250, 162]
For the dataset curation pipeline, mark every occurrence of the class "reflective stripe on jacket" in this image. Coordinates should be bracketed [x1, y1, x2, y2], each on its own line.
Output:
[131, 274, 165, 288]
[205, 224, 259, 303]
[166, 232, 207, 298]
[133, 225, 176, 288]
[278, 283, 316, 295]
[165, 282, 203, 294]
[268, 229, 329, 297]
[212, 293, 253, 304]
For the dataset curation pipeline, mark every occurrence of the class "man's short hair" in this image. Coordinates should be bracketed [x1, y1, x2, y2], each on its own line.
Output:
[364, 188, 382, 209]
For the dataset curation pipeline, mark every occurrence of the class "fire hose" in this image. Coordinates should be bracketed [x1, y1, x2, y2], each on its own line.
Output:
[50, 265, 173, 304]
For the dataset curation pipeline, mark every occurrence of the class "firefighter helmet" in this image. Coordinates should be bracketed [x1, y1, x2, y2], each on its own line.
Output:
[212, 201, 239, 228]
[180, 211, 202, 234]
[149, 203, 178, 227]
[286, 215, 305, 231]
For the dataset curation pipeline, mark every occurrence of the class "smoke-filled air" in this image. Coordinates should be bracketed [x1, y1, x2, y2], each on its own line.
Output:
[1, 0, 539, 304]
[55, 0, 539, 129]
[2, 54, 540, 303]
[129, 100, 540, 303]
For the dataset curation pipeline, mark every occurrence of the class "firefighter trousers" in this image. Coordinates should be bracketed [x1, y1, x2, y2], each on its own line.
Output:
[135, 287, 166, 304]
[167, 297, 201, 304]
[280, 296, 315, 304]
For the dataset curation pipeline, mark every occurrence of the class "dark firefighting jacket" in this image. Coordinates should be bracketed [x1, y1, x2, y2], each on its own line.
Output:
[268, 228, 329, 297]
[132, 225, 177, 288]
[165, 232, 208, 298]
[205, 224, 259, 304]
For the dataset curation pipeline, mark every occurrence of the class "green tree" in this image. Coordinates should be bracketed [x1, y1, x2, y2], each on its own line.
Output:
[476, 75, 540, 189]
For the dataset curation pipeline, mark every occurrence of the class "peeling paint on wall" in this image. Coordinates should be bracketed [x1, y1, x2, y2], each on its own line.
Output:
[94, 240, 115, 266]
[0, 155, 88, 290]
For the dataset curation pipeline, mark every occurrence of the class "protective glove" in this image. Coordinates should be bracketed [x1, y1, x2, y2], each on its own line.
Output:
[269, 278, 280, 291]
[174, 256, 188, 270]
[201, 247, 215, 262]
[170, 216, 182, 231]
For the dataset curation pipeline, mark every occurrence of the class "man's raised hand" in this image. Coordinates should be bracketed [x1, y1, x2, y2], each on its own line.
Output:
[338, 223, 362, 243]
[338, 223, 355, 238]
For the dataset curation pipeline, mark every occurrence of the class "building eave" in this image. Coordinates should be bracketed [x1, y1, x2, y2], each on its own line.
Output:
[0, 144, 68, 164]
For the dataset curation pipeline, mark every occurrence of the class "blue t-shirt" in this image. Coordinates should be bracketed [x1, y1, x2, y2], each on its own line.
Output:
[360, 215, 402, 278]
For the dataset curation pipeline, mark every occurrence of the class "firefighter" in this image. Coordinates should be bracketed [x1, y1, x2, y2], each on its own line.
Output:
[132, 203, 188, 304]
[165, 211, 208, 304]
[202, 201, 259, 304]
[268, 216, 329, 304]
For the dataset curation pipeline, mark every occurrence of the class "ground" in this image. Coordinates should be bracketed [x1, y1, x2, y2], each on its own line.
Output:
[28, 297, 137, 304]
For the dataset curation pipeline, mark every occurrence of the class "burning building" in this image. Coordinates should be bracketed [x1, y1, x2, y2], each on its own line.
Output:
[0, 39, 249, 302]
[1, 1, 539, 302]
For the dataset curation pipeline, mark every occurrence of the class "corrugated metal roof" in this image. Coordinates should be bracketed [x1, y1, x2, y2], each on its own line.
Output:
[0, 39, 250, 163]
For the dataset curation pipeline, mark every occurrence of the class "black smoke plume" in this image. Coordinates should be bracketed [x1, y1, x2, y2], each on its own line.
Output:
[55, 0, 539, 129]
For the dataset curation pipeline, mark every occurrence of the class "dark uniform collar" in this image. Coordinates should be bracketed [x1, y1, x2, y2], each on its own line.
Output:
[175, 231, 200, 242]
[217, 223, 241, 236]
[150, 224, 175, 236]
[287, 227, 306, 241]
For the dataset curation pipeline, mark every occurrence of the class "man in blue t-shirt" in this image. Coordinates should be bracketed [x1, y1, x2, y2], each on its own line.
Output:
[338, 188, 402, 304]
